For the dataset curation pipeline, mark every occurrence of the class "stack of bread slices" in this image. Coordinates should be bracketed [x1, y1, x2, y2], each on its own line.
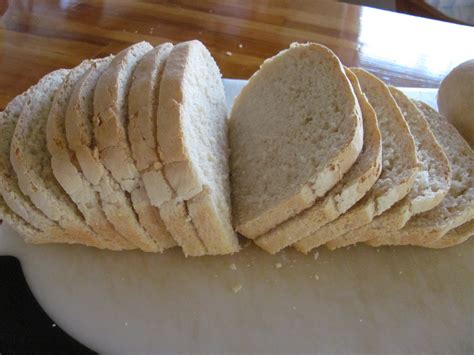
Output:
[0, 40, 472, 256]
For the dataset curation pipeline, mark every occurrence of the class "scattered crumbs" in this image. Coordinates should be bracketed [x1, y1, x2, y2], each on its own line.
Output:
[121, 277, 125, 281]
[214, 274, 219, 278]
[359, 318, 363, 323]
[225, 51, 233, 56]
[233, 284, 242, 293]
[399, 271, 403, 275]
[52, 323, 56, 328]
[198, 30, 203, 35]
[125, 322, 128, 327]
[149, 27, 154, 34]
[293, 259, 296, 264]
[314, 273, 319, 280]
[458, 253, 462, 257]
[275, 262, 283, 269]
[376, 249, 380, 253]
[209, 9, 214, 13]
[238, 43, 243, 48]
[229, 263, 237, 271]
[292, 306, 297, 310]
[247, 263, 251, 267]
[313, 251, 319, 261]
[134, 30, 138, 34]
[346, 246, 352, 250]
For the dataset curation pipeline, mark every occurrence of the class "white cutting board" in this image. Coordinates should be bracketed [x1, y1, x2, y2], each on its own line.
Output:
[0, 81, 472, 354]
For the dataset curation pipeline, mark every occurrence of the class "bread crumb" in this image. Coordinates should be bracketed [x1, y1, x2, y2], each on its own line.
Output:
[359, 319, 363, 323]
[52, 323, 56, 328]
[314, 273, 319, 280]
[239, 43, 243, 48]
[125, 322, 128, 326]
[376, 249, 380, 253]
[399, 271, 403, 275]
[229, 263, 237, 271]
[233, 284, 242, 293]
[313, 251, 319, 261]
[275, 262, 283, 269]
[292, 306, 297, 310]
[225, 51, 232, 56]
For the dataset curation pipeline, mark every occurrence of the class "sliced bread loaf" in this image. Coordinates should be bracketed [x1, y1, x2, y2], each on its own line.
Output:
[427, 219, 474, 249]
[128, 43, 177, 250]
[362, 88, 451, 246]
[256, 68, 382, 254]
[10, 69, 103, 248]
[322, 68, 419, 250]
[156, 40, 239, 255]
[0, 90, 71, 243]
[46, 59, 135, 251]
[230, 43, 363, 239]
[65, 58, 159, 252]
[370, 101, 474, 246]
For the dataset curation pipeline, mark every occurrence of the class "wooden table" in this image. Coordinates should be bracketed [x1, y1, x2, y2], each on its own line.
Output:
[1, 0, 473, 109]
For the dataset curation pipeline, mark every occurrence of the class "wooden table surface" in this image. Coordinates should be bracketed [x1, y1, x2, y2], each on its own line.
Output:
[1, 0, 473, 109]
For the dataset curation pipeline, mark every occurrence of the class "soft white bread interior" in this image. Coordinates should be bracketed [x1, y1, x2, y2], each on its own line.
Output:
[230, 43, 363, 240]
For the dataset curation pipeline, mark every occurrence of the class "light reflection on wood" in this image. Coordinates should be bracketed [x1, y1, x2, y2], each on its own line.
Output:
[1, 0, 473, 108]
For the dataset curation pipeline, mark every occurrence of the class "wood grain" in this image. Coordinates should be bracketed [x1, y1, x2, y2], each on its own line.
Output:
[1, 0, 473, 108]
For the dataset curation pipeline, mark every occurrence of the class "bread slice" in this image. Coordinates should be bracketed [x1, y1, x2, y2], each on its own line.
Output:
[0, 194, 50, 244]
[94, 42, 178, 252]
[128, 42, 174, 205]
[0, 89, 73, 244]
[256, 68, 382, 254]
[362, 88, 451, 246]
[321, 68, 419, 250]
[427, 219, 474, 249]
[47, 59, 135, 251]
[65, 58, 159, 252]
[10, 69, 104, 248]
[370, 101, 474, 246]
[230, 43, 363, 239]
[128, 43, 177, 250]
[156, 40, 239, 255]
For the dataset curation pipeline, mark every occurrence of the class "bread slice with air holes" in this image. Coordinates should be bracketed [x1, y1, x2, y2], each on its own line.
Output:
[361, 87, 451, 247]
[65, 57, 159, 252]
[128, 43, 177, 250]
[156, 40, 239, 255]
[256, 68, 382, 254]
[93, 41, 177, 252]
[0, 88, 74, 244]
[426, 219, 474, 249]
[47, 59, 135, 251]
[229, 43, 364, 240]
[320, 68, 419, 250]
[10, 69, 104, 248]
[369, 101, 474, 247]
